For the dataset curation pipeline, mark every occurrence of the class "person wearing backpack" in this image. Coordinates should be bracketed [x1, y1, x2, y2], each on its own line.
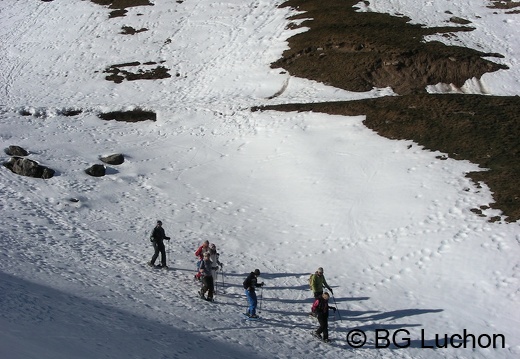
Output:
[194, 240, 210, 280]
[243, 269, 264, 318]
[148, 220, 170, 268]
[208, 243, 223, 279]
[198, 252, 214, 301]
[311, 292, 336, 343]
[309, 267, 333, 299]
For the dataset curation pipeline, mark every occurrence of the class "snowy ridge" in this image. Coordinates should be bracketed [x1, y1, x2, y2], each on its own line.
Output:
[1, 1, 519, 358]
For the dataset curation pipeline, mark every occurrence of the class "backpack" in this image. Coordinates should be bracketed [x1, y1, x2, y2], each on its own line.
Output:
[243, 276, 251, 289]
[308, 273, 314, 289]
[311, 298, 320, 313]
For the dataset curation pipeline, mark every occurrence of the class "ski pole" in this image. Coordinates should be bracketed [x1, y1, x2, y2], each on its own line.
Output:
[331, 294, 342, 321]
[331, 307, 337, 333]
[258, 287, 263, 314]
[221, 269, 225, 293]
[214, 270, 218, 296]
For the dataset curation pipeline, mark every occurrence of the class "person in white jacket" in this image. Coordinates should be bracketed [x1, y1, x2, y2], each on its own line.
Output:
[208, 243, 223, 279]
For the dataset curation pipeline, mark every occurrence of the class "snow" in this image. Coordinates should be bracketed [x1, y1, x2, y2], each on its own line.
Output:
[0, 1, 518, 358]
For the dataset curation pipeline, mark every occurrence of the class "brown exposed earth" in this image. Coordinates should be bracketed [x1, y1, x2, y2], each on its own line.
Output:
[271, 0, 508, 95]
[256, 0, 520, 223]
[103, 61, 171, 83]
[89, 0, 154, 18]
[82, 0, 520, 222]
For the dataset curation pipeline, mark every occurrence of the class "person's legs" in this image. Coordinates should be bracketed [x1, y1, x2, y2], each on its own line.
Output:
[245, 290, 258, 315]
[150, 242, 159, 265]
[250, 291, 258, 315]
[201, 276, 209, 294]
[158, 242, 166, 266]
[207, 277, 214, 300]
[316, 314, 326, 337]
[322, 316, 329, 340]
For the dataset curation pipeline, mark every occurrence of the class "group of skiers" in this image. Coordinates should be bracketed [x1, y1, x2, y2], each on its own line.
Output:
[148, 221, 337, 342]
[191, 239, 264, 320]
[194, 239, 223, 302]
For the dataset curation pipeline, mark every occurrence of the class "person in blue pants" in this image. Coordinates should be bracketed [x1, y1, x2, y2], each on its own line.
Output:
[243, 269, 264, 318]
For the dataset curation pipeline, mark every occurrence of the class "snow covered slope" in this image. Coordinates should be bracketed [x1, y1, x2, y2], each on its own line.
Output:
[0, 1, 518, 358]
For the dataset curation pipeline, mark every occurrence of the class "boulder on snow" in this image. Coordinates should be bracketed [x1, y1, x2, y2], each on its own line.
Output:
[5, 145, 29, 157]
[85, 164, 106, 177]
[3, 157, 55, 179]
[98, 109, 156, 122]
[100, 153, 124, 165]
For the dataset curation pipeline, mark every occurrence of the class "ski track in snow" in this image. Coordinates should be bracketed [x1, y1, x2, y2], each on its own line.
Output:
[1, 1, 519, 359]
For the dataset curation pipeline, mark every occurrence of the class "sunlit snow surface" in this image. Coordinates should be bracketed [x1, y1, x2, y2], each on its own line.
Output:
[0, 1, 519, 358]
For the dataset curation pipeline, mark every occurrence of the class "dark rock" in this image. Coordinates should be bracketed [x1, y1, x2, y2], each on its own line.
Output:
[5, 145, 29, 157]
[59, 108, 82, 116]
[3, 157, 55, 179]
[85, 164, 106, 177]
[98, 109, 156, 122]
[449, 16, 472, 25]
[100, 153, 124, 165]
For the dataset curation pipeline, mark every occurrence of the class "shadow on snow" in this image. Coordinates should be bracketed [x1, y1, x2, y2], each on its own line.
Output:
[0, 272, 266, 359]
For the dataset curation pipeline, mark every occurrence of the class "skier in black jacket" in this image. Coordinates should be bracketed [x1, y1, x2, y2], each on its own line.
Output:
[311, 292, 336, 342]
[243, 269, 264, 318]
[148, 220, 170, 268]
[198, 252, 214, 301]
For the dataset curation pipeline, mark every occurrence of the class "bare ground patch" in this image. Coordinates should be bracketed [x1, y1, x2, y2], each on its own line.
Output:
[102, 61, 171, 83]
[98, 109, 156, 122]
[273, 0, 507, 95]
[260, 0, 520, 222]
[88, 0, 154, 18]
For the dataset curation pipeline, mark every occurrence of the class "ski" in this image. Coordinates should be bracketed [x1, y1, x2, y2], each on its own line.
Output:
[145, 262, 171, 270]
[199, 296, 215, 302]
[311, 331, 331, 344]
[242, 313, 261, 321]
[197, 290, 214, 302]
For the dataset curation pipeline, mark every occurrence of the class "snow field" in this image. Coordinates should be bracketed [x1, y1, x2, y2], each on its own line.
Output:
[1, 1, 519, 358]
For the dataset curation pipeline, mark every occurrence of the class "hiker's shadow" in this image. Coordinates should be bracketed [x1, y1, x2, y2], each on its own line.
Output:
[265, 284, 309, 291]
[355, 309, 444, 323]
[262, 272, 309, 280]
[334, 308, 445, 349]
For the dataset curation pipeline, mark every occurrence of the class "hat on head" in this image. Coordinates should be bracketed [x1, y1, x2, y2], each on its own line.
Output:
[157, 220, 162, 225]
[254, 269, 260, 276]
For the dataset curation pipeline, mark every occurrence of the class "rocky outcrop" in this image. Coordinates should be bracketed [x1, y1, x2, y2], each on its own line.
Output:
[3, 146, 124, 179]
[3, 157, 55, 179]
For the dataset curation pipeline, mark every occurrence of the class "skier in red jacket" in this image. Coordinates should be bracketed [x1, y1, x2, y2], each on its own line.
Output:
[194, 240, 210, 280]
